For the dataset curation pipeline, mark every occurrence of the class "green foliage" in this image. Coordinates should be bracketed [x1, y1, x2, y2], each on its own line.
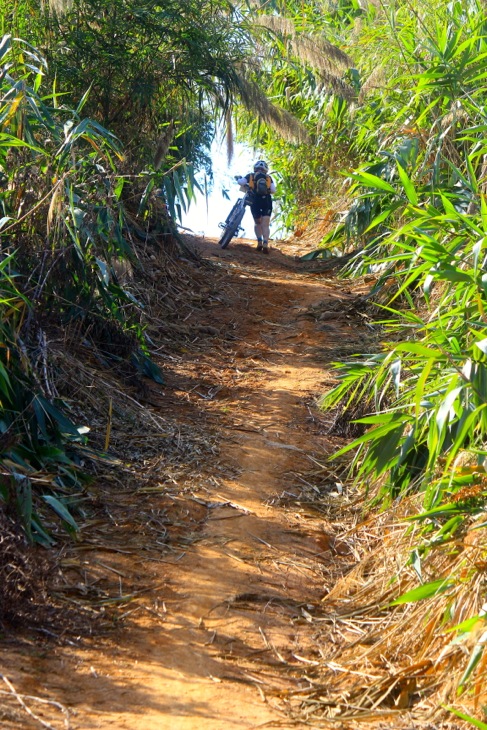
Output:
[320, 0, 487, 508]
[5, 0, 252, 168]
[0, 34, 169, 541]
[296, 10, 487, 715]
[445, 706, 487, 729]
[234, 0, 397, 231]
[0, 0, 310, 541]
[389, 578, 455, 606]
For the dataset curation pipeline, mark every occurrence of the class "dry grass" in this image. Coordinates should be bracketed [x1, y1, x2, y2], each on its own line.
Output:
[253, 15, 354, 76]
[281, 487, 487, 728]
[273, 217, 487, 725]
[0, 505, 97, 641]
[237, 73, 310, 144]
[0, 229, 228, 632]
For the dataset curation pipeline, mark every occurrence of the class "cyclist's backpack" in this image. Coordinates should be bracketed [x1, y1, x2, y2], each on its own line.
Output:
[250, 171, 271, 196]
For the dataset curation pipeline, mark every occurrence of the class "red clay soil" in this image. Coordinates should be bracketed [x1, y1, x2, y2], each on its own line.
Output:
[0, 236, 364, 730]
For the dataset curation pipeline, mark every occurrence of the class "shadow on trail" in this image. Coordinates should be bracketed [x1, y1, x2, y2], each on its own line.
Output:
[191, 235, 357, 278]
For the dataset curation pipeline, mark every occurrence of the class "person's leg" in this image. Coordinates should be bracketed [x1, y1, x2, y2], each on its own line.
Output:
[253, 216, 264, 249]
[258, 197, 272, 254]
[261, 215, 271, 253]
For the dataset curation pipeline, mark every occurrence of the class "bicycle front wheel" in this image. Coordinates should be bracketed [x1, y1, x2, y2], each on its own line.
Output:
[218, 204, 245, 249]
[219, 227, 234, 250]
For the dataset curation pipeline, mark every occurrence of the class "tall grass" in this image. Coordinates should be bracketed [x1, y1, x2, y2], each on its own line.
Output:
[303, 2, 487, 715]
[0, 34, 168, 542]
[322, 0, 487, 504]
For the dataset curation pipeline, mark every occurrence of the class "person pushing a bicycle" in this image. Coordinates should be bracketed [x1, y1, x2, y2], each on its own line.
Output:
[236, 160, 276, 254]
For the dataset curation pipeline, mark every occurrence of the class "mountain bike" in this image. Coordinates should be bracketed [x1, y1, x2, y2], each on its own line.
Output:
[218, 184, 253, 249]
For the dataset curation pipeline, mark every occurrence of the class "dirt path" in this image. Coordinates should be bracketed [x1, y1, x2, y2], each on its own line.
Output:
[2, 238, 359, 729]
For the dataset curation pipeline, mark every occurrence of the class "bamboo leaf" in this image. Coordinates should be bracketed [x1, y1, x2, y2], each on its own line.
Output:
[433, 268, 473, 284]
[350, 171, 396, 193]
[393, 342, 443, 358]
[410, 549, 422, 581]
[389, 578, 454, 606]
[34, 396, 81, 438]
[390, 358, 401, 396]
[436, 385, 463, 434]
[31, 515, 54, 547]
[333, 416, 407, 459]
[407, 504, 460, 520]
[443, 707, 487, 729]
[172, 169, 187, 215]
[15, 475, 32, 540]
[0, 34, 12, 63]
[414, 359, 435, 418]
[43, 495, 78, 530]
[482, 194, 487, 234]
[458, 631, 487, 692]
[364, 205, 398, 233]
[474, 338, 487, 355]
[396, 162, 418, 205]
[447, 615, 484, 635]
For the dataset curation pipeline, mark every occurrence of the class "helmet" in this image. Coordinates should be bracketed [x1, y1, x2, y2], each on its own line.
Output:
[254, 160, 268, 172]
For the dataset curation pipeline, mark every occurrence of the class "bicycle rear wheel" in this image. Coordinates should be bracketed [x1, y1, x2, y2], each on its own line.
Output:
[218, 203, 245, 249]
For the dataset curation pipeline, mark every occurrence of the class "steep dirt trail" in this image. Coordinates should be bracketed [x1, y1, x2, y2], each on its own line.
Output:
[2, 238, 358, 730]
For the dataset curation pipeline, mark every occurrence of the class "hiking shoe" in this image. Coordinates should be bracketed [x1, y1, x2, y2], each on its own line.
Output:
[256, 241, 263, 251]
[263, 245, 269, 254]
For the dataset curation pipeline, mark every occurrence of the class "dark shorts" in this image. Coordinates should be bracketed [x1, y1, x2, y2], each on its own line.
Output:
[250, 194, 272, 219]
